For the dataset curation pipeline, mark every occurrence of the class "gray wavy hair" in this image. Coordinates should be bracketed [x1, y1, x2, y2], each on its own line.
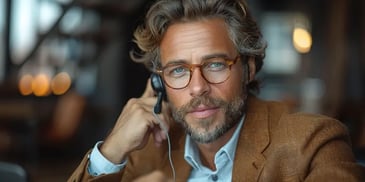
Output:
[130, 0, 266, 91]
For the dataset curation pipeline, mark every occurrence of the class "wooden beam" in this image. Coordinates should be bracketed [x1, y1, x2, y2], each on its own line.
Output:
[321, 0, 349, 117]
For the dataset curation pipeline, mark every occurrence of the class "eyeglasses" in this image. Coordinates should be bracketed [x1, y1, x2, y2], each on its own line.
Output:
[156, 55, 240, 89]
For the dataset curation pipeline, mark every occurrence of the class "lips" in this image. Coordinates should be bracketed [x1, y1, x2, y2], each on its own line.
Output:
[187, 105, 220, 119]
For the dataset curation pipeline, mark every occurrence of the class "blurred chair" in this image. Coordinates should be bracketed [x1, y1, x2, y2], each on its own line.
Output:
[0, 161, 27, 182]
[45, 91, 86, 143]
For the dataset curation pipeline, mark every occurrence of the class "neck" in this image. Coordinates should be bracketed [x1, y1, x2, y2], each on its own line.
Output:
[196, 123, 239, 170]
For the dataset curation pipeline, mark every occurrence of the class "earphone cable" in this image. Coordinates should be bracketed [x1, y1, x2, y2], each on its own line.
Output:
[152, 111, 176, 182]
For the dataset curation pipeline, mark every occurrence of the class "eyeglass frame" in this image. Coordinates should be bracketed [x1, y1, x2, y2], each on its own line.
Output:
[155, 55, 243, 89]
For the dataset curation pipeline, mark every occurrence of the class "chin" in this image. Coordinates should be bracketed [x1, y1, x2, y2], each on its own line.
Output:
[186, 117, 237, 144]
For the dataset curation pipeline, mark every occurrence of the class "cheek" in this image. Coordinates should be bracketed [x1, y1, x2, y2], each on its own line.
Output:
[166, 89, 187, 108]
[216, 81, 243, 100]
[218, 68, 245, 99]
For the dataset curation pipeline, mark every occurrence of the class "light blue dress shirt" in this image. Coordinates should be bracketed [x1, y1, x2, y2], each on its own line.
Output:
[88, 116, 244, 181]
[87, 141, 127, 176]
[184, 118, 244, 181]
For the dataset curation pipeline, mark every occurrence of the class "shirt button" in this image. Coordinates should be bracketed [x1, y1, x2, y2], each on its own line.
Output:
[212, 174, 218, 181]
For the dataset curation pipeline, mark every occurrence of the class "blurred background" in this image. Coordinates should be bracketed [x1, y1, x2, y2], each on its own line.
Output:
[0, 0, 364, 181]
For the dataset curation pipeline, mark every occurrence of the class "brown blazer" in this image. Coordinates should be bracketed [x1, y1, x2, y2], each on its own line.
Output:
[68, 97, 365, 182]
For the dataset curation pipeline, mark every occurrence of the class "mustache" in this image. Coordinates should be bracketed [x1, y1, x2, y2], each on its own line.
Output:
[178, 96, 226, 113]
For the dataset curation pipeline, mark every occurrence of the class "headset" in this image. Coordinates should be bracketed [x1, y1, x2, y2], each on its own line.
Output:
[150, 73, 166, 114]
[150, 73, 176, 181]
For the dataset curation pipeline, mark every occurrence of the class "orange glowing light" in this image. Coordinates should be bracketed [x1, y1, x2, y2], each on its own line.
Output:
[32, 73, 51, 96]
[51, 72, 72, 95]
[19, 74, 33, 95]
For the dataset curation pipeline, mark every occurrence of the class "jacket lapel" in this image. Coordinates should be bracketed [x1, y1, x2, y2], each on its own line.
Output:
[232, 97, 270, 181]
[170, 145, 191, 182]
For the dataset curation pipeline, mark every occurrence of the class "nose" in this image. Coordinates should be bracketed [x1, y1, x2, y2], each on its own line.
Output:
[188, 68, 210, 97]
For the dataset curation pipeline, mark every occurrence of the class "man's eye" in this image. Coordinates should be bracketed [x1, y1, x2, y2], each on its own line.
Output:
[167, 66, 188, 77]
[205, 61, 227, 71]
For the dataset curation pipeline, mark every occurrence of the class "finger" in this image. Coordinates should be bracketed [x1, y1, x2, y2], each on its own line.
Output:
[161, 101, 173, 125]
[160, 129, 166, 140]
[153, 126, 162, 147]
[141, 78, 155, 98]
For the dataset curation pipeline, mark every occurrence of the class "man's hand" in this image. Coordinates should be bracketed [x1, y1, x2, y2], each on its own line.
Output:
[100, 79, 171, 164]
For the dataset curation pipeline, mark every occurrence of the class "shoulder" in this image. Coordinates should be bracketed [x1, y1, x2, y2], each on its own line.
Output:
[248, 96, 350, 142]
[283, 112, 348, 136]
[275, 111, 350, 145]
[247, 96, 351, 154]
[258, 98, 352, 157]
[251, 98, 363, 180]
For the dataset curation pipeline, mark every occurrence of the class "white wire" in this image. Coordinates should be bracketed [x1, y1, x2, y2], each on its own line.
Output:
[152, 111, 176, 182]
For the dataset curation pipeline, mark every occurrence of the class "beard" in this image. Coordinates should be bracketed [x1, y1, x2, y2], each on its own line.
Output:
[171, 95, 246, 144]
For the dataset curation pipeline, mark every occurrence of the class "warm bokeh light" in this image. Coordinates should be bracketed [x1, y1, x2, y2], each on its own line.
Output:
[51, 72, 72, 95]
[32, 73, 51, 96]
[293, 27, 312, 53]
[19, 74, 34, 95]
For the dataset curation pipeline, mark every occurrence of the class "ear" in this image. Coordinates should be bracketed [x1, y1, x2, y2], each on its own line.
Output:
[247, 56, 256, 83]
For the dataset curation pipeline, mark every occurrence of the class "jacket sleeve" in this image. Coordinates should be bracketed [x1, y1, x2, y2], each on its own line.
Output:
[67, 150, 124, 182]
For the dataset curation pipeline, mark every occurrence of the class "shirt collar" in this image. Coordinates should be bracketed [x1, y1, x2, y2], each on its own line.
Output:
[184, 115, 245, 170]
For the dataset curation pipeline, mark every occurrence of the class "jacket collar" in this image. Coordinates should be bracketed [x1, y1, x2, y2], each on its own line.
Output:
[232, 96, 271, 181]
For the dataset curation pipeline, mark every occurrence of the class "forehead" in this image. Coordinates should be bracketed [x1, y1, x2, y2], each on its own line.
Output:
[159, 18, 236, 64]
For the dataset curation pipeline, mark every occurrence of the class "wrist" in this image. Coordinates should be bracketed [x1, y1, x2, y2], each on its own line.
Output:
[88, 141, 127, 176]
[100, 140, 128, 164]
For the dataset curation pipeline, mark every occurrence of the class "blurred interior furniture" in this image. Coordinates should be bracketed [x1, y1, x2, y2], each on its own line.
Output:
[0, 161, 27, 182]
[0, 96, 38, 162]
[43, 91, 86, 144]
[0, 87, 86, 161]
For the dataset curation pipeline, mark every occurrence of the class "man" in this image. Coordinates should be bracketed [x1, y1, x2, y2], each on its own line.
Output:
[69, 0, 364, 181]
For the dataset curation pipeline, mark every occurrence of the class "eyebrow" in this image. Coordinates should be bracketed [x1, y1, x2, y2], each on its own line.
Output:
[164, 53, 231, 66]
[201, 53, 230, 60]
